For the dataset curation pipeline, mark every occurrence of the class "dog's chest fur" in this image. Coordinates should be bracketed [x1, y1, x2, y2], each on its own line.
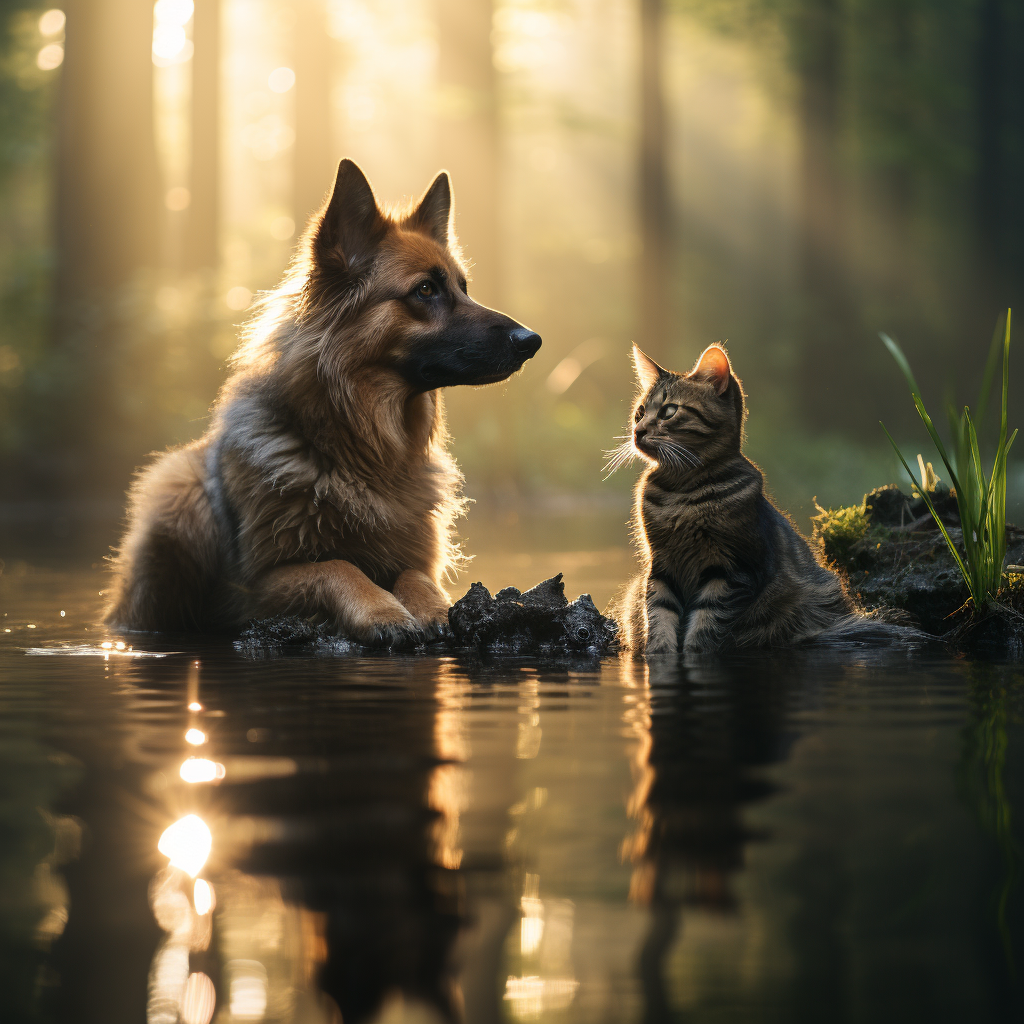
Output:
[217, 402, 457, 585]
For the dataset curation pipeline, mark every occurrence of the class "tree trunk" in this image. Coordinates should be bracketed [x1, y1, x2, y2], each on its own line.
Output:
[293, 0, 336, 236]
[184, 0, 221, 272]
[50, 0, 162, 494]
[794, 0, 856, 425]
[55, 0, 161, 302]
[437, 0, 499, 310]
[638, 0, 671, 359]
[975, 0, 1005, 314]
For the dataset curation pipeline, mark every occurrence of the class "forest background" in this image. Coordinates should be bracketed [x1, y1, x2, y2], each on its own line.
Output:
[1, 0, 1023, 542]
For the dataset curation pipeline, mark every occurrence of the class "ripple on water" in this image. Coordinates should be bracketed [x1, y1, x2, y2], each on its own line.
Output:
[24, 643, 172, 658]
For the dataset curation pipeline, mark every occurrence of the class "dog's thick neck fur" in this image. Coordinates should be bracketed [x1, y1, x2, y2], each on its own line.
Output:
[226, 230, 450, 485]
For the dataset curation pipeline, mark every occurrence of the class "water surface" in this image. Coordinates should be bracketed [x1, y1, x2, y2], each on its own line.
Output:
[2, 530, 1023, 1023]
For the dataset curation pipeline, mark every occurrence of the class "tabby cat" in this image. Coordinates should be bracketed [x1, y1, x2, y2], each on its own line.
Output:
[608, 343, 915, 653]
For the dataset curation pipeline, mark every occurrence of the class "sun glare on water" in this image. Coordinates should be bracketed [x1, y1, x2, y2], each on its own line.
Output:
[157, 814, 212, 877]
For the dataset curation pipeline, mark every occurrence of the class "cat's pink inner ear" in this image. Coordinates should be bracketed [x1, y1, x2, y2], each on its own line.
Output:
[690, 344, 731, 395]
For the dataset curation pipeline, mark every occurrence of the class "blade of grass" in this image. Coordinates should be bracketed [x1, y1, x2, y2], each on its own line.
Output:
[881, 333, 964, 496]
[881, 421, 975, 603]
[977, 310, 1007, 428]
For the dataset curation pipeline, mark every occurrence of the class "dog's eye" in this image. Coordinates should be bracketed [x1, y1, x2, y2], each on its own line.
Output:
[658, 404, 678, 420]
[634, 405, 645, 423]
[415, 280, 436, 298]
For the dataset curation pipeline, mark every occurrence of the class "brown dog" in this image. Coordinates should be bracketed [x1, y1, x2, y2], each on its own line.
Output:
[105, 159, 541, 643]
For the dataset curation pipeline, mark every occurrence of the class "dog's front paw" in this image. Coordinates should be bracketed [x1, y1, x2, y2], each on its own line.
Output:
[392, 570, 450, 643]
[347, 597, 422, 649]
[413, 605, 451, 643]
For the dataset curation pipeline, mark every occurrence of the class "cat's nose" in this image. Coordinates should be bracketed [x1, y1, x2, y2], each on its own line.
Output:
[634, 427, 647, 442]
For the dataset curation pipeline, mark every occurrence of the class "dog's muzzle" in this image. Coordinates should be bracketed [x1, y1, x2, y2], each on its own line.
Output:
[510, 327, 542, 359]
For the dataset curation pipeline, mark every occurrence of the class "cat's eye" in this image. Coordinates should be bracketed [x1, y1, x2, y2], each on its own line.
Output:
[415, 280, 437, 298]
[634, 405, 645, 423]
[658, 404, 678, 419]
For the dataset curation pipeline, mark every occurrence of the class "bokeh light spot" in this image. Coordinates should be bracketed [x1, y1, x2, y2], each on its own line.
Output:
[226, 286, 252, 311]
[269, 216, 295, 240]
[36, 44, 64, 70]
[228, 964, 268, 1020]
[181, 971, 216, 1024]
[38, 9, 65, 36]
[193, 878, 214, 915]
[153, 0, 194, 27]
[157, 814, 211, 877]
[180, 757, 224, 783]
[267, 66, 295, 93]
[185, 728, 207, 745]
[153, 24, 186, 60]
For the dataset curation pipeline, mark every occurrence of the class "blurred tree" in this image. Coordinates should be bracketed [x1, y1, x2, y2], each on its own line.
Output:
[639, 0, 672, 360]
[293, 0, 336, 236]
[790, 0, 859, 425]
[55, 0, 160, 299]
[437, 0, 499, 310]
[975, 0, 1005, 317]
[43, 0, 162, 495]
[184, 0, 220, 272]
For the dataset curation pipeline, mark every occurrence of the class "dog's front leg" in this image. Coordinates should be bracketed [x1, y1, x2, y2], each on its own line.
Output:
[254, 560, 421, 647]
[392, 569, 450, 639]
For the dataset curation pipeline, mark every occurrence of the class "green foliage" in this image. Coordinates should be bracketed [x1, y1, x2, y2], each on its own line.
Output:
[812, 497, 871, 567]
[880, 311, 1018, 610]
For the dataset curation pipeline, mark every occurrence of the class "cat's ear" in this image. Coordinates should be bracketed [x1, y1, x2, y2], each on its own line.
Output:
[631, 344, 667, 391]
[690, 344, 731, 395]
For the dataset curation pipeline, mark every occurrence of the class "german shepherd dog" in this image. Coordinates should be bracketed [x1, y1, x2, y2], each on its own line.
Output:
[105, 160, 541, 644]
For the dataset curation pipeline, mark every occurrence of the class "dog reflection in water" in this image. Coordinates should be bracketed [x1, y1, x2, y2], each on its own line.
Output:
[105, 159, 541, 645]
[145, 661, 470, 1024]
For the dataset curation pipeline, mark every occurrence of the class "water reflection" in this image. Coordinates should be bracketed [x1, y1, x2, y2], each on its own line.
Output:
[5, 592, 1022, 1022]
[958, 664, 1024, 970]
[141, 657, 477, 1024]
[621, 655, 794, 1018]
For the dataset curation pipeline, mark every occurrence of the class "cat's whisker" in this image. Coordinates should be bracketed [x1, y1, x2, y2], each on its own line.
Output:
[653, 440, 700, 472]
[602, 440, 639, 480]
[662, 441, 700, 468]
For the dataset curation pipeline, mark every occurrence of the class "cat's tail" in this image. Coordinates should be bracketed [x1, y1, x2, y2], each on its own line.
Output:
[804, 613, 934, 647]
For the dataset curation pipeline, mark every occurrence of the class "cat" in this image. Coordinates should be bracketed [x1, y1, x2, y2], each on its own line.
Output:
[607, 343, 920, 654]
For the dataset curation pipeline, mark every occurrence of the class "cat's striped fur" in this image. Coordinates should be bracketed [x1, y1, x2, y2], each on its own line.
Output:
[611, 343, 921, 654]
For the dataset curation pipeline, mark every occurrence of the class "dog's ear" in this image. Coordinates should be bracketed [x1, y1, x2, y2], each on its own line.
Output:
[632, 344, 667, 392]
[315, 159, 387, 268]
[406, 171, 452, 245]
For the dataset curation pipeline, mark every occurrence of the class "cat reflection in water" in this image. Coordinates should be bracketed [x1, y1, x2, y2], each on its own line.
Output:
[608, 343, 921, 654]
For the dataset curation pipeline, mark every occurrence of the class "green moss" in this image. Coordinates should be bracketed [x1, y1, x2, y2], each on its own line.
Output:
[812, 497, 874, 569]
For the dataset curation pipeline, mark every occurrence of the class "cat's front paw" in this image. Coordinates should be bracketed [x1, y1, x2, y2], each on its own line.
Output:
[645, 632, 678, 656]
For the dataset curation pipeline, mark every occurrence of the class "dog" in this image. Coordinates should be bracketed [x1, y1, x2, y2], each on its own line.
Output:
[105, 159, 541, 644]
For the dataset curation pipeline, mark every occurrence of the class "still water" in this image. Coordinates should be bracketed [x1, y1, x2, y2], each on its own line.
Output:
[2, 513, 1024, 1023]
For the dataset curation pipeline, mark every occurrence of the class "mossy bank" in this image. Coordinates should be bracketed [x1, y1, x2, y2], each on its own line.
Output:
[815, 486, 1024, 656]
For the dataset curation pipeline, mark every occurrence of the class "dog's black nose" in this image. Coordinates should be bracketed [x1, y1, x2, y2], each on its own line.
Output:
[510, 327, 542, 356]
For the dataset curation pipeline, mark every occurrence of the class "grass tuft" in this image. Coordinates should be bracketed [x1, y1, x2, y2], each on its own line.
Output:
[880, 310, 1017, 610]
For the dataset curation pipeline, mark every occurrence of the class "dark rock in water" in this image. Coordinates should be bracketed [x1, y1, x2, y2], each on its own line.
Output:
[237, 575, 619, 656]
[448, 574, 619, 654]
[235, 616, 354, 657]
